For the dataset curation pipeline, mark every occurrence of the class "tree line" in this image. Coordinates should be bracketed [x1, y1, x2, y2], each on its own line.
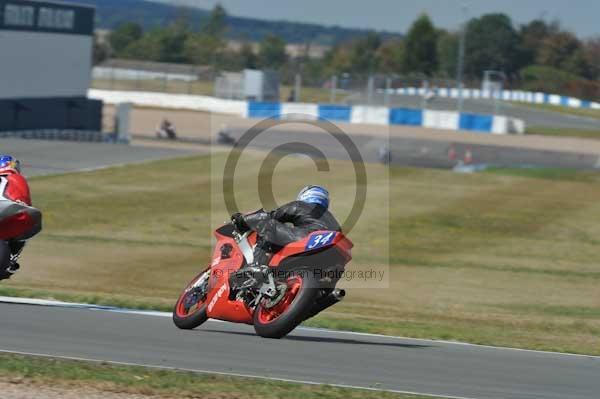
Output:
[97, 6, 600, 99]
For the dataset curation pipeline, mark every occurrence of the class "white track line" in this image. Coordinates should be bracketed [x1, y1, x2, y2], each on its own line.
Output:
[1, 296, 598, 360]
[0, 348, 475, 399]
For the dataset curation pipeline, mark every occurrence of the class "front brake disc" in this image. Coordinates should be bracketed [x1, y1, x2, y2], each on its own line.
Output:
[262, 284, 287, 309]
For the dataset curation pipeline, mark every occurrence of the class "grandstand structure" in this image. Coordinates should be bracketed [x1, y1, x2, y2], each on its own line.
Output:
[0, 0, 102, 133]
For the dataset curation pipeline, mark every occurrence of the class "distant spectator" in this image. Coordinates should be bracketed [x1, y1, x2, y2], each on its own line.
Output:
[287, 88, 296, 102]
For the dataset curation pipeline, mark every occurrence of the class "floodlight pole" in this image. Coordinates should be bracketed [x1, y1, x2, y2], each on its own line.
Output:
[456, 3, 468, 114]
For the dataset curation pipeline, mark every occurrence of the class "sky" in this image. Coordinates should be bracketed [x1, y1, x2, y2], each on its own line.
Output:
[153, 0, 599, 38]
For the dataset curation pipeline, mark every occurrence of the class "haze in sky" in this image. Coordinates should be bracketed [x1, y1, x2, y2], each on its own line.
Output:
[154, 0, 599, 38]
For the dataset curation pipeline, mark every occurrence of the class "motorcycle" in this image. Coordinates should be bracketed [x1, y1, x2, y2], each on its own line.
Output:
[156, 123, 177, 140]
[173, 222, 353, 338]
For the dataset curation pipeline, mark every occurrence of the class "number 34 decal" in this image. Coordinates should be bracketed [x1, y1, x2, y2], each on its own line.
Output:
[305, 232, 337, 250]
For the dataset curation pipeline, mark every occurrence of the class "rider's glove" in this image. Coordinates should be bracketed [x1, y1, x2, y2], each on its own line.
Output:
[231, 213, 250, 233]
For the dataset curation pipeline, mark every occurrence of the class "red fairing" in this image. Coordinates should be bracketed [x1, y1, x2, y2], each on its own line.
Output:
[2, 172, 32, 205]
[0, 172, 40, 240]
[0, 212, 37, 240]
[206, 229, 254, 324]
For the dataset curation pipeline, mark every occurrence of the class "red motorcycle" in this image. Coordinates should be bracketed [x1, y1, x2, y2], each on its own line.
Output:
[173, 222, 353, 338]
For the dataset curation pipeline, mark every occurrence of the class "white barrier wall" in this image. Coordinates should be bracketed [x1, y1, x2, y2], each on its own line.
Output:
[89, 89, 524, 135]
[88, 89, 247, 116]
[491, 116, 508, 135]
[394, 87, 600, 110]
[280, 103, 319, 120]
[423, 110, 459, 130]
[350, 106, 389, 125]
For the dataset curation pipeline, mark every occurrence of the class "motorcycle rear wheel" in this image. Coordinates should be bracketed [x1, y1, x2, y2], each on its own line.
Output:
[173, 270, 209, 330]
[253, 272, 319, 339]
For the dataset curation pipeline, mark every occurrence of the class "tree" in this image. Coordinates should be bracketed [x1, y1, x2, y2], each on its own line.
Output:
[93, 33, 110, 65]
[349, 32, 382, 74]
[464, 13, 520, 78]
[401, 14, 438, 76]
[583, 37, 600, 80]
[108, 22, 143, 55]
[377, 39, 404, 75]
[156, 21, 191, 63]
[519, 19, 560, 66]
[537, 31, 590, 77]
[258, 34, 287, 69]
[121, 22, 190, 63]
[323, 44, 352, 75]
[203, 4, 227, 37]
[436, 30, 459, 77]
[239, 41, 258, 69]
[183, 33, 222, 65]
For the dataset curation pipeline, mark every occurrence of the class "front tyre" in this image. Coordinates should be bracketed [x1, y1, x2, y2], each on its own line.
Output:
[253, 273, 319, 339]
[173, 270, 210, 330]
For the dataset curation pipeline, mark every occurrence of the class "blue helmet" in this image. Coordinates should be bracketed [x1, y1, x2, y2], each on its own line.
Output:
[0, 155, 21, 174]
[297, 185, 329, 209]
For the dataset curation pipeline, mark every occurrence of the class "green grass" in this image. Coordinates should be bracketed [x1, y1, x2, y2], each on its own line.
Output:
[514, 102, 600, 120]
[5, 153, 600, 355]
[526, 126, 600, 140]
[484, 167, 600, 182]
[0, 354, 431, 399]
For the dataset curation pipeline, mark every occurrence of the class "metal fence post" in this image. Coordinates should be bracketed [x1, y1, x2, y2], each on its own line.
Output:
[110, 66, 115, 90]
[366, 75, 374, 105]
[163, 66, 168, 92]
[187, 65, 193, 95]
[384, 76, 392, 107]
[294, 73, 302, 102]
[331, 75, 338, 104]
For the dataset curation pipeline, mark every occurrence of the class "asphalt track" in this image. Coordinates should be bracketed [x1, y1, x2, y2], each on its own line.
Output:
[0, 300, 598, 399]
[223, 127, 600, 170]
[1, 138, 198, 177]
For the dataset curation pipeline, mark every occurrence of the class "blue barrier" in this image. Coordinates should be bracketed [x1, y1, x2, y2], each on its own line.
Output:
[318, 104, 351, 122]
[391, 87, 598, 110]
[459, 113, 493, 132]
[247, 102, 281, 119]
[389, 107, 423, 126]
[543, 93, 550, 104]
[245, 101, 511, 133]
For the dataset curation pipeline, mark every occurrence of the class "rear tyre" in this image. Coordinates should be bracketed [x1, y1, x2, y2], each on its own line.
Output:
[173, 270, 210, 330]
[253, 273, 319, 339]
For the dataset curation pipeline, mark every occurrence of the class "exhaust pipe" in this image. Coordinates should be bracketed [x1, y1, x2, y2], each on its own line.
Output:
[331, 289, 345, 301]
[303, 289, 345, 321]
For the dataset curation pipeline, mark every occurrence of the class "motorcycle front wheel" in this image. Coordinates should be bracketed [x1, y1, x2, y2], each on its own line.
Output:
[173, 270, 210, 330]
[253, 272, 319, 339]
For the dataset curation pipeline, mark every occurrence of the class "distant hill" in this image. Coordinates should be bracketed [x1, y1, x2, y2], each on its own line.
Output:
[74, 0, 402, 45]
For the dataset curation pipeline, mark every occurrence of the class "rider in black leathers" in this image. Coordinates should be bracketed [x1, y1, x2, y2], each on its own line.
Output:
[232, 185, 340, 267]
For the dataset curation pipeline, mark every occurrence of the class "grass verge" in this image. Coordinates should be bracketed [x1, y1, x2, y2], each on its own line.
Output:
[513, 102, 600, 120]
[483, 166, 600, 182]
[526, 126, 600, 140]
[0, 354, 432, 399]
